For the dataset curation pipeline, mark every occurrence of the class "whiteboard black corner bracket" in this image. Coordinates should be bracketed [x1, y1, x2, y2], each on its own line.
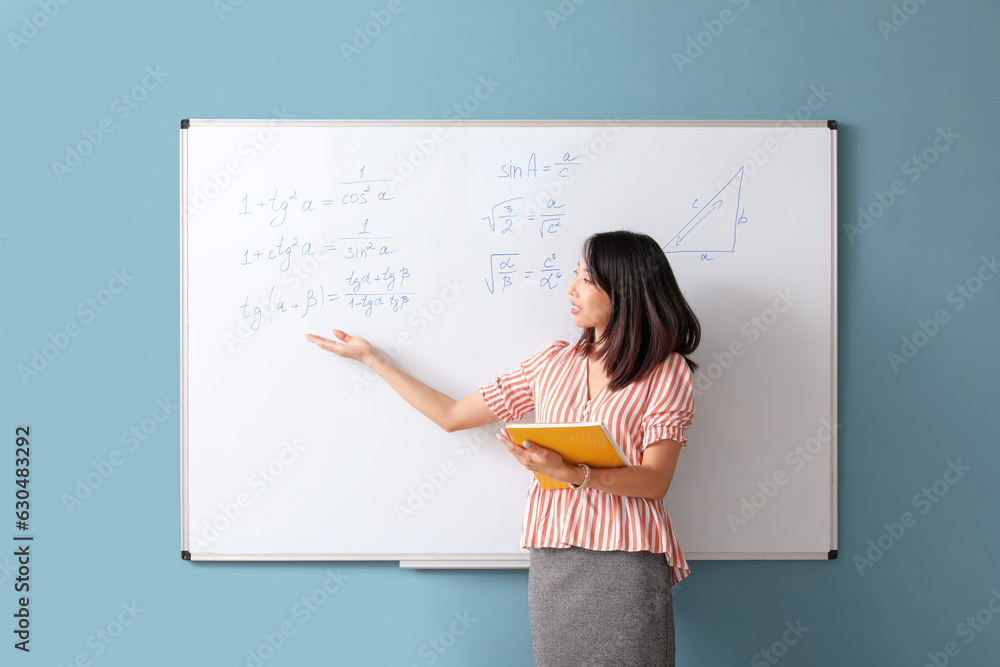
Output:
[181, 119, 190, 130]
[181, 550, 191, 561]
[827, 120, 838, 130]
[827, 549, 837, 560]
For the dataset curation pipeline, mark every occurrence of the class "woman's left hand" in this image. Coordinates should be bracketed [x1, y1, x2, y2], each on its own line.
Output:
[497, 428, 569, 480]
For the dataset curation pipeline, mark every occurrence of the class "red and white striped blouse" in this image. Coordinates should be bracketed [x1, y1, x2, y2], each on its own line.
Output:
[480, 340, 695, 584]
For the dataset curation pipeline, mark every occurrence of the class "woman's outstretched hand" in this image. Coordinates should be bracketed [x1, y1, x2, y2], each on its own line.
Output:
[304, 328, 496, 433]
[305, 329, 377, 365]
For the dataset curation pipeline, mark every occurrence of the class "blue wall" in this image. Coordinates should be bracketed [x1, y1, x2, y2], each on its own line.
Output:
[3, 1, 998, 664]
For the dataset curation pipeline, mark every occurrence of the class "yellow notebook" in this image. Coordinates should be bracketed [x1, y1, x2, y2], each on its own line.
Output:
[504, 421, 631, 490]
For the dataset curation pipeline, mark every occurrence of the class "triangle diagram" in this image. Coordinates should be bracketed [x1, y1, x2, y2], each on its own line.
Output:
[664, 166, 744, 254]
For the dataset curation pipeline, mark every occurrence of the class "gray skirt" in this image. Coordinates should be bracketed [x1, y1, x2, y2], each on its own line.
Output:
[528, 547, 675, 667]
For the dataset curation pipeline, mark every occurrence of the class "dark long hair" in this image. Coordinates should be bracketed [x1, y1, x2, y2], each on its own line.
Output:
[574, 230, 701, 390]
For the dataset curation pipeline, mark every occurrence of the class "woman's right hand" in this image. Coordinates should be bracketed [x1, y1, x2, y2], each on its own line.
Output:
[305, 329, 378, 365]
[306, 328, 496, 432]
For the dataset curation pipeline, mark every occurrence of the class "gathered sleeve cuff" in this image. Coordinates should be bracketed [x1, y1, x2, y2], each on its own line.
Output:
[640, 353, 696, 450]
[479, 341, 568, 423]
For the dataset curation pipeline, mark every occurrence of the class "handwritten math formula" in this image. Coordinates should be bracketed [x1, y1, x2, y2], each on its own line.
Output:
[232, 166, 413, 328]
[478, 151, 584, 295]
[219, 145, 648, 333]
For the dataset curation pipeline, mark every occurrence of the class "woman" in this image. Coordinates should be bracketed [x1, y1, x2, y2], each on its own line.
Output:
[306, 230, 700, 666]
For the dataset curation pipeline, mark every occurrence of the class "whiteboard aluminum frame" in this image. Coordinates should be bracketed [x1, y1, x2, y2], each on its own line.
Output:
[179, 119, 839, 567]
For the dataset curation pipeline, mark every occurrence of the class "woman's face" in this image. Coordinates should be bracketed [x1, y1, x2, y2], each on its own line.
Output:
[567, 257, 612, 336]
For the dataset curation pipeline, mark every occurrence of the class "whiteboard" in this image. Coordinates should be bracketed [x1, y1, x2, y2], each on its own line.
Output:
[180, 120, 838, 566]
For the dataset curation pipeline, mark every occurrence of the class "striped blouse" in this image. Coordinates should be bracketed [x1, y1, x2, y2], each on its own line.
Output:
[480, 340, 695, 585]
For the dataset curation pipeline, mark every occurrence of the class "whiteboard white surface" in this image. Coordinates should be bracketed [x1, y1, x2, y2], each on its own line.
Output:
[180, 120, 837, 564]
